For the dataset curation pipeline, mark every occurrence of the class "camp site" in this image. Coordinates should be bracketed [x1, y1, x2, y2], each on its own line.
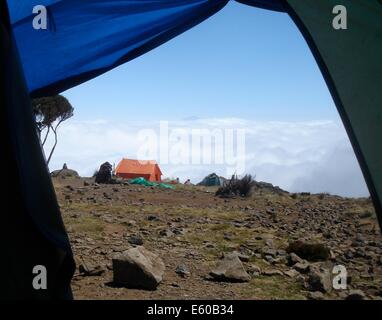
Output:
[1, 0, 382, 303]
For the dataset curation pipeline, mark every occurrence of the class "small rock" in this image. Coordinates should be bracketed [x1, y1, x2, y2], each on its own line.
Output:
[223, 233, 233, 241]
[124, 220, 136, 227]
[265, 239, 274, 247]
[273, 256, 288, 265]
[248, 264, 261, 277]
[307, 291, 325, 300]
[262, 247, 277, 258]
[276, 249, 287, 256]
[78, 260, 105, 277]
[345, 289, 366, 300]
[159, 229, 174, 237]
[284, 269, 300, 278]
[127, 234, 144, 246]
[293, 262, 310, 274]
[307, 266, 332, 293]
[147, 215, 160, 221]
[288, 252, 304, 266]
[175, 264, 190, 278]
[171, 227, 184, 235]
[264, 255, 275, 264]
[230, 251, 250, 262]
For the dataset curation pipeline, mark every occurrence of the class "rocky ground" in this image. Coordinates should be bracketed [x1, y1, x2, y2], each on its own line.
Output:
[53, 175, 382, 300]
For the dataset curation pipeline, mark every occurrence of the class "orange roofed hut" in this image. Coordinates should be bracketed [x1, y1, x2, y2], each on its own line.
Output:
[115, 159, 162, 182]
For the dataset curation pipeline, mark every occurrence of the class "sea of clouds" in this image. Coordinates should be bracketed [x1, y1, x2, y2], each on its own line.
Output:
[45, 117, 369, 198]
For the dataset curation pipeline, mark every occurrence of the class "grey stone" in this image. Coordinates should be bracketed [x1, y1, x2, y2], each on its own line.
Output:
[159, 229, 174, 237]
[307, 267, 332, 293]
[78, 260, 105, 277]
[210, 253, 251, 282]
[147, 215, 160, 221]
[112, 246, 165, 290]
[248, 264, 261, 277]
[262, 247, 277, 258]
[175, 264, 190, 278]
[230, 251, 250, 262]
[345, 289, 366, 300]
[293, 262, 310, 274]
[265, 239, 274, 247]
[288, 253, 304, 266]
[127, 234, 144, 246]
[284, 269, 300, 278]
[307, 291, 325, 300]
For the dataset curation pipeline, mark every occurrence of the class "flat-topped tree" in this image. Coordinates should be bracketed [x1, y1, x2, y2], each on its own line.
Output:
[32, 95, 74, 164]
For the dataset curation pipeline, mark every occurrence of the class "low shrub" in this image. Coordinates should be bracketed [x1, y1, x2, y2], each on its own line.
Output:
[215, 174, 255, 198]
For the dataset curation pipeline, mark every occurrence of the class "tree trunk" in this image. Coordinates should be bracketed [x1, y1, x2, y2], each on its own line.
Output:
[46, 127, 58, 165]
[42, 126, 50, 146]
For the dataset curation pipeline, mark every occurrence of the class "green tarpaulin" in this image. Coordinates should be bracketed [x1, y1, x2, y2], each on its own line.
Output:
[129, 177, 175, 189]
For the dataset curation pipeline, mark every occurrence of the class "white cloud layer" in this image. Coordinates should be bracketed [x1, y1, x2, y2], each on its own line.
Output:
[45, 118, 369, 197]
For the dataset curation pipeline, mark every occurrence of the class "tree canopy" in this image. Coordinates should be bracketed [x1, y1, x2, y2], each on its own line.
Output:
[32, 95, 74, 164]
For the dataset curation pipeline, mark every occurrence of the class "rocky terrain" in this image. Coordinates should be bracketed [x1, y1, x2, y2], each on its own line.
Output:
[53, 174, 382, 300]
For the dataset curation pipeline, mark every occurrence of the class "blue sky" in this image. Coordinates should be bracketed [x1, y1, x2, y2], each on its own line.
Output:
[64, 1, 338, 122]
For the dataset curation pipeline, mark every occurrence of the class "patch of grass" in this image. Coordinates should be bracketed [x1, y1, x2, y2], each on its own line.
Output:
[286, 241, 330, 262]
[64, 215, 105, 234]
[242, 276, 306, 300]
[181, 222, 270, 260]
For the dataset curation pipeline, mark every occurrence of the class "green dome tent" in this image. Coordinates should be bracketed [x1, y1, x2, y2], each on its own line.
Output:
[1, 0, 381, 299]
[198, 173, 226, 186]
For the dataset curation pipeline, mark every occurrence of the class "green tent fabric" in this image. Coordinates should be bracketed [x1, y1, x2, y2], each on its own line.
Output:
[129, 177, 156, 187]
[129, 177, 175, 189]
[283, 0, 382, 229]
[198, 173, 226, 186]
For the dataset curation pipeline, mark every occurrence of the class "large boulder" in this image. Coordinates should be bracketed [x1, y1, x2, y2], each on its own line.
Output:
[95, 162, 113, 184]
[51, 163, 79, 178]
[210, 252, 250, 282]
[112, 246, 165, 290]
